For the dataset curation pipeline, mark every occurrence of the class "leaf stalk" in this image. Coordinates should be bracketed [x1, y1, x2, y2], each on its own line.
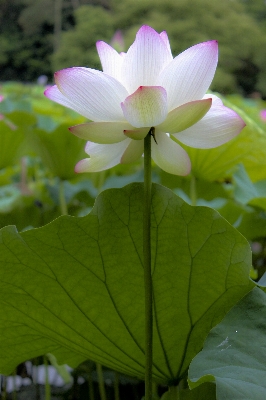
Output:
[143, 130, 153, 400]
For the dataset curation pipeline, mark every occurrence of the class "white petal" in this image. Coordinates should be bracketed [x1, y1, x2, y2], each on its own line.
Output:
[69, 121, 132, 144]
[174, 104, 246, 148]
[203, 93, 223, 106]
[96, 41, 123, 82]
[124, 127, 150, 140]
[121, 25, 173, 93]
[75, 140, 130, 173]
[158, 41, 218, 111]
[151, 132, 191, 175]
[54, 67, 128, 121]
[160, 31, 173, 59]
[120, 139, 144, 164]
[121, 86, 168, 128]
[158, 99, 212, 133]
[44, 85, 80, 111]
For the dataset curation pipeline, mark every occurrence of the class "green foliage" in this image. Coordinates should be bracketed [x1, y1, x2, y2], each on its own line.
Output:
[189, 287, 266, 399]
[117, 0, 263, 95]
[0, 183, 253, 383]
[53, 0, 266, 95]
[52, 5, 115, 71]
[1, 82, 266, 398]
[1, 0, 266, 96]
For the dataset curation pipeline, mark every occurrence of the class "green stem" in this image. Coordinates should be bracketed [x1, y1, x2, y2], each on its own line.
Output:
[2, 375, 7, 400]
[114, 371, 120, 400]
[190, 175, 197, 206]
[44, 356, 51, 400]
[88, 369, 95, 400]
[168, 385, 179, 400]
[96, 363, 106, 400]
[143, 131, 153, 400]
[59, 180, 68, 215]
[12, 369, 17, 400]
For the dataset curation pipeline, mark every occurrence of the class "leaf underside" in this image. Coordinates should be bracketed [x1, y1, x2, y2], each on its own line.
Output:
[0, 183, 252, 384]
[189, 287, 266, 399]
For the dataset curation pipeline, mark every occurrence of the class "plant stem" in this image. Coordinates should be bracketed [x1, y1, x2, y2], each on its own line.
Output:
[59, 180, 68, 215]
[96, 363, 106, 400]
[44, 356, 51, 400]
[2, 375, 7, 400]
[190, 175, 197, 206]
[143, 131, 153, 400]
[88, 370, 95, 400]
[168, 385, 179, 400]
[12, 369, 17, 400]
[114, 371, 120, 400]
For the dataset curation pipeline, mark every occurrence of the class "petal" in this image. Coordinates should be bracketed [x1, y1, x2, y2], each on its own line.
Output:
[160, 31, 173, 59]
[124, 127, 150, 140]
[158, 41, 218, 111]
[75, 140, 130, 173]
[96, 41, 123, 82]
[203, 93, 223, 106]
[69, 121, 132, 144]
[121, 86, 168, 128]
[158, 98, 212, 134]
[174, 104, 246, 149]
[121, 25, 173, 93]
[151, 132, 191, 175]
[44, 85, 79, 110]
[54, 67, 128, 121]
[120, 139, 144, 164]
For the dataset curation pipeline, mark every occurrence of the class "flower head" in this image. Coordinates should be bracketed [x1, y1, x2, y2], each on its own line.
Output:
[45, 25, 245, 175]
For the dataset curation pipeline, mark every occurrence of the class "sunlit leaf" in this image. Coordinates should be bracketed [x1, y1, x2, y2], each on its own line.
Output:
[0, 183, 253, 383]
[189, 287, 266, 399]
[183, 96, 266, 182]
[161, 383, 216, 400]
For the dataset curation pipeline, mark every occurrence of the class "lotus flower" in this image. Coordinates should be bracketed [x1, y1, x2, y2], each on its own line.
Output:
[45, 25, 245, 175]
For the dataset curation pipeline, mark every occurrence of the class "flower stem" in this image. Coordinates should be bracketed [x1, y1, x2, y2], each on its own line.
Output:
[143, 130, 153, 400]
[168, 385, 180, 400]
[96, 363, 107, 400]
[190, 175, 197, 207]
[44, 356, 51, 400]
[59, 180, 68, 215]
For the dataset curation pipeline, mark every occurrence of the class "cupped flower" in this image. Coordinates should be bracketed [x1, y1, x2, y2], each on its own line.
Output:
[45, 25, 245, 175]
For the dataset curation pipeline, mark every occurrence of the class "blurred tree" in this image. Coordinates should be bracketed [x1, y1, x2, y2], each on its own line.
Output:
[241, 0, 266, 23]
[0, 0, 266, 96]
[0, 0, 112, 81]
[0, 0, 24, 80]
[112, 0, 266, 96]
[52, 4, 114, 71]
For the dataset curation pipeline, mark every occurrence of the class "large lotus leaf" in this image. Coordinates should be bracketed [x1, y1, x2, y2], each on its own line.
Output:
[0, 183, 253, 383]
[27, 124, 86, 179]
[188, 287, 266, 399]
[161, 383, 216, 400]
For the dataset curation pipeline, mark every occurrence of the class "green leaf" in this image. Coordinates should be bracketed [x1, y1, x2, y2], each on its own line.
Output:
[27, 124, 86, 179]
[233, 164, 266, 210]
[0, 117, 26, 169]
[161, 383, 216, 400]
[180, 384, 216, 400]
[183, 97, 266, 182]
[188, 287, 266, 399]
[217, 199, 266, 240]
[0, 183, 253, 383]
[0, 185, 21, 213]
